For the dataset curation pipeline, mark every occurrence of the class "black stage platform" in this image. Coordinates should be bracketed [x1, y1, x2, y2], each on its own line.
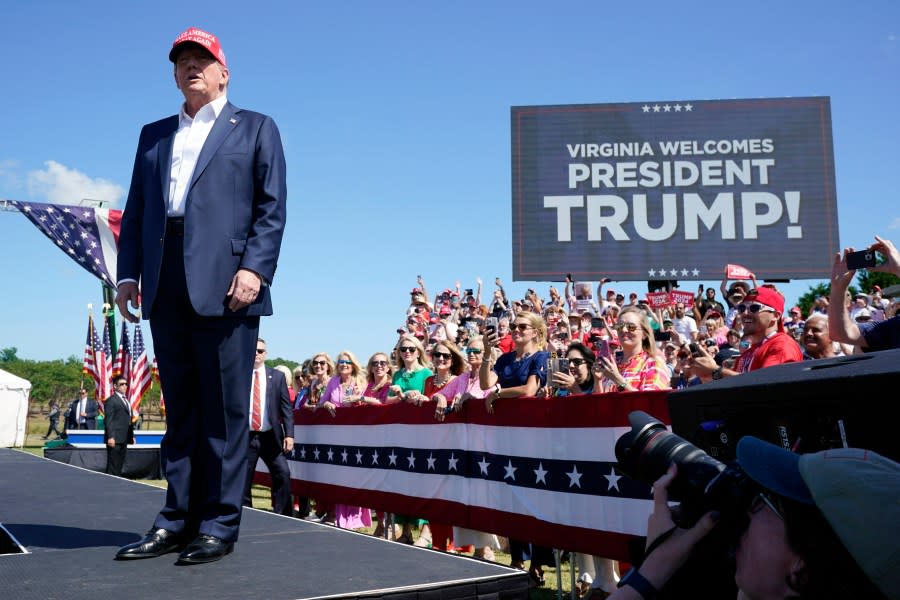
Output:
[0, 449, 527, 600]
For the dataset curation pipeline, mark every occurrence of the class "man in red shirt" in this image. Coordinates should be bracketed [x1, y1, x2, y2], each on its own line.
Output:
[692, 286, 802, 379]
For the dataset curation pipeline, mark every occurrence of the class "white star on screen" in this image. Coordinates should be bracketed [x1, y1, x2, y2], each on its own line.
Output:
[648, 269, 656, 277]
[642, 105, 650, 112]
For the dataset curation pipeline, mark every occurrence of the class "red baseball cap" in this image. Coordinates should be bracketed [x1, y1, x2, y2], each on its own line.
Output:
[746, 287, 785, 315]
[169, 27, 227, 67]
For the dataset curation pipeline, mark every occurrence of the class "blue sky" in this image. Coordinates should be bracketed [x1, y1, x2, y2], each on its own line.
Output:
[2, 1, 899, 365]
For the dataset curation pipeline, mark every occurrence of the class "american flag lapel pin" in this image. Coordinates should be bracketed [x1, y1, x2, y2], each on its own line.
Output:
[229, 117, 237, 124]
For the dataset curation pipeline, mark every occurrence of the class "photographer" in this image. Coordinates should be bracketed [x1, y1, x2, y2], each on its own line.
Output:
[609, 436, 898, 600]
[829, 235, 900, 351]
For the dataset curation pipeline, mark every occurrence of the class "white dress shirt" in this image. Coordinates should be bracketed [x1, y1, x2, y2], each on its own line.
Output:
[168, 94, 228, 216]
[249, 366, 270, 431]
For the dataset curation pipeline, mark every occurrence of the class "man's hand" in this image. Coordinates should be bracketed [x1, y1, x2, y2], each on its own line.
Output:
[107, 438, 115, 448]
[226, 268, 262, 311]
[871, 235, 900, 277]
[115, 282, 141, 323]
[283, 437, 294, 454]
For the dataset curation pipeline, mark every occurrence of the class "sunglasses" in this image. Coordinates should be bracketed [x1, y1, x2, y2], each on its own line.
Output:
[736, 303, 774, 314]
[294, 375, 303, 380]
[399, 346, 417, 354]
[614, 322, 639, 332]
[116, 382, 128, 387]
[336, 359, 352, 365]
[256, 348, 266, 354]
[312, 360, 327, 367]
[512, 323, 532, 331]
[567, 358, 588, 366]
[370, 360, 389, 367]
[432, 351, 452, 360]
[750, 492, 784, 521]
[465, 348, 483, 355]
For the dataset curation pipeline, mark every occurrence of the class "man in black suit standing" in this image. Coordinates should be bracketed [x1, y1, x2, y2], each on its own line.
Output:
[68, 388, 99, 430]
[104, 376, 135, 477]
[243, 338, 294, 515]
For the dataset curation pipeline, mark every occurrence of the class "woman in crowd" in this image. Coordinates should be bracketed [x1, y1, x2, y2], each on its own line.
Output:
[274, 365, 296, 403]
[550, 342, 596, 396]
[302, 352, 334, 409]
[361, 352, 394, 403]
[480, 311, 553, 586]
[433, 335, 501, 560]
[593, 306, 670, 393]
[292, 365, 308, 410]
[404, 340, 467, 551]
[704, 311, 729, 346]
[802, 313, 843, 360]
[387, 335, 433, 544]
[315, 351, 372, 531]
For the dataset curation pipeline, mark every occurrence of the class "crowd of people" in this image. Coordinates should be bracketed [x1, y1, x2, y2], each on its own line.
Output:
[258, 236, 900, 598]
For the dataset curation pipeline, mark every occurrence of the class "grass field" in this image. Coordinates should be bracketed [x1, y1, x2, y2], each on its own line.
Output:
[20, 413, 580, 598]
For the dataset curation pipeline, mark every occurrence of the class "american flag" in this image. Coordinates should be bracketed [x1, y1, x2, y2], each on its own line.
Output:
[112, 321, 132, 381]
[257, 392, 672, 562]
[10, 200, 121, 287]
[81, 314, 108, 403]
[128, 324, 152, 414]
[97, 318, 113, 404]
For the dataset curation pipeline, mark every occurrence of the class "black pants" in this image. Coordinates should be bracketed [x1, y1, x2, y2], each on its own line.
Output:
[243, 430, 292, 516]
[107, 443, 127, 477]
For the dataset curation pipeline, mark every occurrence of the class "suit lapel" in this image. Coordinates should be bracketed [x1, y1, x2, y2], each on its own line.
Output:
[187, 101, 239, 196]
[157, 116, 179, 210]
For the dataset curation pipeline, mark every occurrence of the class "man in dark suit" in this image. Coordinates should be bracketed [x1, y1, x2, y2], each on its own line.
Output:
[243, 338, 294, 515]
[68, 388, 99, 430]
[114, 27, 286, 565]
[104, 376, 135, 477]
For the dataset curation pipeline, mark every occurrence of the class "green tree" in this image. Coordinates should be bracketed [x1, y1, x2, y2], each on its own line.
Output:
[0, 347, 19, 363]
[855, 269, 900, 297]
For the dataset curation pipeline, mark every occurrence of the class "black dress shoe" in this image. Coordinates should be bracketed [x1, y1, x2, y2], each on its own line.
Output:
[177, 534, 234, 564]
[116, 528, 183, 560]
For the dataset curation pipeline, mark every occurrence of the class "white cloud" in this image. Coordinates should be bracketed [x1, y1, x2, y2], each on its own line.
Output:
[27, 160, 124, 206]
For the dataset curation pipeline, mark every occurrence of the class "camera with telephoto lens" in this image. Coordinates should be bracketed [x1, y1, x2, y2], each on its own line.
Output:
[614, 410, 756, 529]
[614, 411, 767, 598]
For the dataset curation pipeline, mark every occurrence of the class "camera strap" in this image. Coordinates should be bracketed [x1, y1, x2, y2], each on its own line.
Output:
[642, 525, 678, 560]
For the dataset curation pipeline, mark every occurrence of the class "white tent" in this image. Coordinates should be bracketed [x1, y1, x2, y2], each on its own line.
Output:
[0, 368, 31, 447]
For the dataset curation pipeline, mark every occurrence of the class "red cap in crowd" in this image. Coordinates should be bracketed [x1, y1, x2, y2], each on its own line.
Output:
[606, 289, 616, 297]
[789, 306, 802, 315]
[169, 27, 227, 67]
[746, 287, 785, 315]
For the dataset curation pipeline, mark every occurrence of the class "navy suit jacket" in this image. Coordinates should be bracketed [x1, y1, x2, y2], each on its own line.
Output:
[117, 101, 287, 318]
[263, 367, 294, 449]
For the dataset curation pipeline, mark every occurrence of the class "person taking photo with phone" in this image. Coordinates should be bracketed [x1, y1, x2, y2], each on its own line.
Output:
[592, 307, 670, 393]
[829, 235, 900, 351]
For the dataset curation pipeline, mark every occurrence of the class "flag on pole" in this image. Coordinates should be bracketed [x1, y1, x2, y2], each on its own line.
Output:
[82, 313, 106, 402]
[128, 324, 152, 415]
[97, 318, 113, 406]
[10, 200, 121, 287]
[112, 321, 132, 380]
